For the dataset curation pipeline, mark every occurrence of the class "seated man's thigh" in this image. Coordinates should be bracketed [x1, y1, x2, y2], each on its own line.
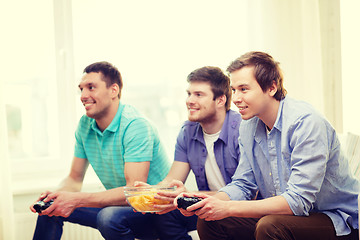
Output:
[255, 213, 338, 240]
[197, 217, 258, 240]
[97, 206, 158, 239]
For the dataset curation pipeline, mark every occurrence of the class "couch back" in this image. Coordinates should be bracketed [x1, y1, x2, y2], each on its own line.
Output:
[342, 132, 360, 179]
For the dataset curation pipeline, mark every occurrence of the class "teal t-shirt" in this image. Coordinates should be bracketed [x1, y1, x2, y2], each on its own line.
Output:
[74, 102, 170, 190]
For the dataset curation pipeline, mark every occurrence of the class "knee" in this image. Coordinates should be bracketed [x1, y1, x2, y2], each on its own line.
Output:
[97, 207, 127, 233]
[196, 217, 206, 231]
[255, 215, 285, 239]
[196, 218, 211, 237]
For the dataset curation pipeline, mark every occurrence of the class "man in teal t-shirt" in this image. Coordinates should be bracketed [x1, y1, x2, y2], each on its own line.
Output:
[31, 61, 170, 240]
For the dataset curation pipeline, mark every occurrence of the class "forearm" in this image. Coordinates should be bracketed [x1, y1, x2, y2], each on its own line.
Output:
[227, 195, 293, 218]
[57, 157, 88, 192]
[158, 176, 177, 186]
[159, 161, 190, 186]
[213, 191, 231, 200]
[76, 187, 128, 208]
[57, 176, 83, 192]
[197, 190, 219, 196]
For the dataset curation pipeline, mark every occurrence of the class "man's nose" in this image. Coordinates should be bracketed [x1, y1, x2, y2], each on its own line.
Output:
[186, 95, 195, 104]
[232, 91, 242, 103]
[80, 89, 89, 101]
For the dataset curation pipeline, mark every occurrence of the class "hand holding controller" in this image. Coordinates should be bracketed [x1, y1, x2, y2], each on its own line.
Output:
[33, 199, 54, 213]
[177, 196, 203, 210]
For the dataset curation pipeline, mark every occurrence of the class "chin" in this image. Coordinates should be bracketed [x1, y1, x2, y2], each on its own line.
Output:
[85, 110, 97, 119]
[86, 113, 95, 119]
[240, 114, 254, 120]
[188, 117, 198, 122]
[188, 113, 202, 122]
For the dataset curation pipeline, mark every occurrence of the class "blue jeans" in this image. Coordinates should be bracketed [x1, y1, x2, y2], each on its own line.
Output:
[153, 209, 198, 240]
[32, 206, 158, 240]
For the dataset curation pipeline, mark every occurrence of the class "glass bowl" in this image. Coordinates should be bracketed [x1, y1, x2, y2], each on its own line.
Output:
[124, 185, 176, 213]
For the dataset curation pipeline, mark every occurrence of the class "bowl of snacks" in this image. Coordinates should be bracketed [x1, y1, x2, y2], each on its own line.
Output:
[124, 185, 176, 213]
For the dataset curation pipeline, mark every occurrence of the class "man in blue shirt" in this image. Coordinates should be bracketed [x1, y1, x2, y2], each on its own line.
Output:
[179, 52, 359, 240]
[137, 66, 241, 239]
[30, 61, 170, 240]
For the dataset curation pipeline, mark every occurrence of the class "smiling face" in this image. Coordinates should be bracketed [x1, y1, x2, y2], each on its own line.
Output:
[230, 66, 278, 123]
[186, 81, 218, 124]
[79, 72, 118, 121]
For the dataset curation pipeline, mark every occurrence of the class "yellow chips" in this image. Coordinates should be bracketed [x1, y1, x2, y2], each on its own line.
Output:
[127, 190, 171, 212]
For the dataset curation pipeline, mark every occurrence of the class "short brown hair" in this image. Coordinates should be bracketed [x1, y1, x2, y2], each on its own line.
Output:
[227, 51, 287, 100]
[84, 61, 123, 99]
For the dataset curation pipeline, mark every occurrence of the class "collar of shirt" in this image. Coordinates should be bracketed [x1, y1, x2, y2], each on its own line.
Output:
[192, 110, 236, 145]
[90, 102, 125, 135]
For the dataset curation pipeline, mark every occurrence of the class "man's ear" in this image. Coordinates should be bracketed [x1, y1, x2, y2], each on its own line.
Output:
[110, 83, 120, 98]
[268, 81, 278, 97]
[217, 95, 227, 107]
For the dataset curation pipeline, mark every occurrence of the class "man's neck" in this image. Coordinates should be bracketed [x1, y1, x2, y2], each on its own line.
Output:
[200, 110, 227, 134]
[96, 101, 120, 132]
[259, 99, 280, 130]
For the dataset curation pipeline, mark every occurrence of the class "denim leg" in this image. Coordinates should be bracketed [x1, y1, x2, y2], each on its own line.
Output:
[33, 206, 158, 240]
[96, 206, 158, 240]
[154, 209, 198, 240]
[32, 207, 101, 240]
[32, 215, 64, 240]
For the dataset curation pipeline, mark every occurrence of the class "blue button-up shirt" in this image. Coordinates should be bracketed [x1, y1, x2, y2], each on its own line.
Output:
[221, 97, 359, 236]
[174, 110, 241, 191]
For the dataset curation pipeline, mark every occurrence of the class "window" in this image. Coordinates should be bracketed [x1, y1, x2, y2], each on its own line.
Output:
[2, 0, 63, 181]
[0, 0, 77, 188]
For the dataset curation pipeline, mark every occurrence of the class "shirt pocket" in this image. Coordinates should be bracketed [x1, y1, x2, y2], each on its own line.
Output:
[224, 155, 239, 182]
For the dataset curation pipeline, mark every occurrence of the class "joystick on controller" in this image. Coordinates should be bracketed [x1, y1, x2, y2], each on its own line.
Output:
[177, 196, 203, 210]
[33, 199, 54, 213]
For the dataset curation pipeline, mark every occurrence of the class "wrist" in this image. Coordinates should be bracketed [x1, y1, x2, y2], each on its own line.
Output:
[75, 192, 89, 207]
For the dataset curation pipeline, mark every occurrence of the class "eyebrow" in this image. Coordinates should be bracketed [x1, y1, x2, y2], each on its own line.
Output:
[78, 82, 94, 88]
[231, 84, 249, 89]
[187, 90, 206, 95]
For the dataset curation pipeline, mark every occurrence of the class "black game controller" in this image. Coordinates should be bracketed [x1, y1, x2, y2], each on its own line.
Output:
[33, 199, 54, 213]
[177, 196, 203, 210]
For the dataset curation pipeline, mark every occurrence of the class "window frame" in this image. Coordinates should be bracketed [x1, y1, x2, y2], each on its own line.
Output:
[10, 0, 78, 191]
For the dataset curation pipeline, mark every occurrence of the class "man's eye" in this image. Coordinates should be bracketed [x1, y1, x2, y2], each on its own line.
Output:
[89, 86, 95, 90]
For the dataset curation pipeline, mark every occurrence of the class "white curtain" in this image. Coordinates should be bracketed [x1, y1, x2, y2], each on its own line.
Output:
[0, 86, 15, 239]
[246, 0, 342, 132]
[340, 0, 360, 135]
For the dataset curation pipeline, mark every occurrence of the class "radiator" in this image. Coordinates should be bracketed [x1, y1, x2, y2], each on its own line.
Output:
[15, 212, 104, 240]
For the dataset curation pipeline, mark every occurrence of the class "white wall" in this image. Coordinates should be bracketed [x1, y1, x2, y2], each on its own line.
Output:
[247, 1, 325, 115]
[0, 86, 15, 240]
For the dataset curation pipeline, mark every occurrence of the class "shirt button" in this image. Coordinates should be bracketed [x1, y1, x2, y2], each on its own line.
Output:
[272, 193, 275, 197]
[269, 172, 272, 176]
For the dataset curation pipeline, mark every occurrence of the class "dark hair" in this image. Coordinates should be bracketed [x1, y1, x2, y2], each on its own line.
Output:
[83, 61, 123, 99]
[187, 66, 232, 111]
[227, 51, 287, 100]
